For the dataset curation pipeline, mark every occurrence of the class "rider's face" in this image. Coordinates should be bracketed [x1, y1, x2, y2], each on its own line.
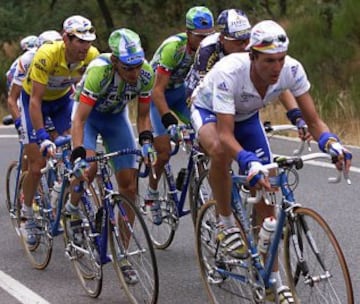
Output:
[253, 51, 286, 85]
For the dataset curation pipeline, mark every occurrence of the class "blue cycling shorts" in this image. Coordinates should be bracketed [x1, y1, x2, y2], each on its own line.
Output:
[20, 90, 73, 144]
[150, 84, 191, 136]
[83, 107, 137, 172]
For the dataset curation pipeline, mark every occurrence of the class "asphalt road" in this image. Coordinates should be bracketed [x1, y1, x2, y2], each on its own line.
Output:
[0, 126, 359, 304]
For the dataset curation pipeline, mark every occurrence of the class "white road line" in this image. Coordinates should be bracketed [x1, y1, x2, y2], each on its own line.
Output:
[0, 270, 50, 304]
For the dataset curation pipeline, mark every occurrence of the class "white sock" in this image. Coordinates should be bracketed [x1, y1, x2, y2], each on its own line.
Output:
[66, 201, 79, 211]
[219, 214, 235, 228]
[148, 186, 158, 194]
[270, 271, 282, 289]
[22, 204, 33, 218]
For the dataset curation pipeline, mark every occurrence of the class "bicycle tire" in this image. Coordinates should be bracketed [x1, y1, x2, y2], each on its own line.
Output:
[196, 200, 255, 304]
[109, 194, 159, 304]
[17, 172, 53, 270]
[137, 168, 176, 249]
[62, 184, 103, 298]
[6, 161, 22, 233]
[283, 207, 353, 303]
[190, 169, 212, 226]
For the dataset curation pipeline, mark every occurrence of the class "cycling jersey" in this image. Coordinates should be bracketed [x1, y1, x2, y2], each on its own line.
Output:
[150, 33, 195, 89]
[185, 33, 224, 99]
[192, 52, 310, 122]
[76, 53, 154, 114]
[22, 40, 99, 101]
[12, 49, 37, 87]
[6, 58, 19, 90]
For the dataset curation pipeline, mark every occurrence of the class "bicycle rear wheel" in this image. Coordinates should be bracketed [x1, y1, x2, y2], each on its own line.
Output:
[196, 200, 255, 303]
[190, 169, 212, 226]
[109, 194, 159, 304]
[283, 207, 353, 303]
[6, 161, 22, 234]
[17, 172, 53, 270]
[137, 169, 176, 249]
[62, 185, 103, 298]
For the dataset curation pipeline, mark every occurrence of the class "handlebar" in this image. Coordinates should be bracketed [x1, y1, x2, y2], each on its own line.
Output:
[263, 121, 311, 155]
[169, 124, 195, 156]
[245, 152, 351, 204]
[85, 148, 152, 178]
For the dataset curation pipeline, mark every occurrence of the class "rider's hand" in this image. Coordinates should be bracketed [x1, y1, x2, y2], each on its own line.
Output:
[295, 118, 312, 142]
[139, 130, 156, 166]
[237, 150, 270, 189]
[167, 124, 181, 143]
[161, 112, 178, 129]
[318, 132, 352, 173]
[247, 161, 270, 189]
[73, 158, 89, 181]
[39, 139, 56, 157]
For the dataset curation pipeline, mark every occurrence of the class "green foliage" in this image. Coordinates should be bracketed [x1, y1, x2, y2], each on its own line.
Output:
[0, 0, 359, 124]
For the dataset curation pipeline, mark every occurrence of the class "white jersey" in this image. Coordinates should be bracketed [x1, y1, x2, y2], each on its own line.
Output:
[12, 49, 37, 86]
[192, 52, 310, 122]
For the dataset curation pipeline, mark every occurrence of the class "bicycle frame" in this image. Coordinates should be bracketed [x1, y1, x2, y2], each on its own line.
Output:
[163, 126, 206, 218]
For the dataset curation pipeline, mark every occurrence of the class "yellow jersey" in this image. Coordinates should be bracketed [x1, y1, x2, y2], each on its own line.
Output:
[23, 40, 99, 101]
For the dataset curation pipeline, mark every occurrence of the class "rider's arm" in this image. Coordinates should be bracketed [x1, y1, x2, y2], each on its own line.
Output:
[151, 70, 171, 116]
[71, 101, 92, 148]
[29, 80, 47, 131]
[295, 92, 329, 140]
[7, 83, 22, 121]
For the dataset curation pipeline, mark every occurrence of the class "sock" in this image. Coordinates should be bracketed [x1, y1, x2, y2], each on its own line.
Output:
[219, 214, 235, 228]
[148, 186, 158, 194]
[66, 201, 79, 211]
[270, 271, 282, 289]
[22, 204, 34, 218]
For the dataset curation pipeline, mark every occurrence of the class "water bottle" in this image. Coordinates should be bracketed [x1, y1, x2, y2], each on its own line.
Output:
[176, 168, 188, 191]
[257, 216, 277, 254]
[50, 181, 62, 210]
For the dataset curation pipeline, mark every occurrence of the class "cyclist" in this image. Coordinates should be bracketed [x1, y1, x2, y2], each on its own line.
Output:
[19, 15, 99, 246]
[3, 35, 39, 125]
[70, 28, 154, 284]
[147, 6, 215, 224]
[190, 20, 352, 302]
[7, 30, 62, 137]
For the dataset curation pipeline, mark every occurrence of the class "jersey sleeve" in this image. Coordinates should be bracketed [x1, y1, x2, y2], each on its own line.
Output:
[27, 48, 52, 85]
[286, 58, 311, 97]
[139, 64, 155, 103]
[79, 65, 105, 107]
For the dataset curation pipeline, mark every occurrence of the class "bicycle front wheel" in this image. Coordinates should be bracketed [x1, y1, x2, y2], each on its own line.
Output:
[190, 169, 212, 226]
[283, 207, 353, 303]
[196, 200, 254, 304]
[62, 185, 103, 298]
[137, 169, 176, 249]
[6, 161, 22, 234]
[18, 172, 53, 270]
[109, 194, 159, 304]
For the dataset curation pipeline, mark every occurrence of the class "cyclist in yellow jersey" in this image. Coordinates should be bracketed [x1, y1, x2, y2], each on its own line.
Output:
[19, 15, 99, 246]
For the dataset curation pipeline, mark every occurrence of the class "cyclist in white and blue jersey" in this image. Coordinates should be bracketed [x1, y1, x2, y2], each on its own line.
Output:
[191, 20, 352, 303]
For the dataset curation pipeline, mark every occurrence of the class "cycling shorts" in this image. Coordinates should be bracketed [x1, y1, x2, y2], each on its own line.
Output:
[20, 90, 73, 144]
[150, 84, 190, 136]
[83, 107, 137, 172]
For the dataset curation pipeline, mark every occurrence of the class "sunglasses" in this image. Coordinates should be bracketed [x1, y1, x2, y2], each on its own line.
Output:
[189, 30, 215, 38]
[69, 26, 95, 35]
[119, 62, 143, 71]
[258, 34, 287, 47]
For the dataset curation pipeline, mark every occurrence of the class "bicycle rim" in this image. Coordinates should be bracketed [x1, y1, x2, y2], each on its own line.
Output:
[195, 200, 254, 303]
[190, 169, 212, 226]
[137, 170, 176, 249]
[283, 207, 353, 303]
[17, 172, 53, 270]
[109, 194, 159, 304]
[6, 161, 22, 233]
[62, 189, 103, 298]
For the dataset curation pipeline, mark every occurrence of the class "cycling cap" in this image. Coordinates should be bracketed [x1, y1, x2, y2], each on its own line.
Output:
[217, 9, 251, 41]
[186, 6, 214, 30]
[245, 20, 289, 54]
[38, 30, 62, 46]
[20, 35, 38, 51]
[63, 15, 96, 41]
[108, 28, 145, 66]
